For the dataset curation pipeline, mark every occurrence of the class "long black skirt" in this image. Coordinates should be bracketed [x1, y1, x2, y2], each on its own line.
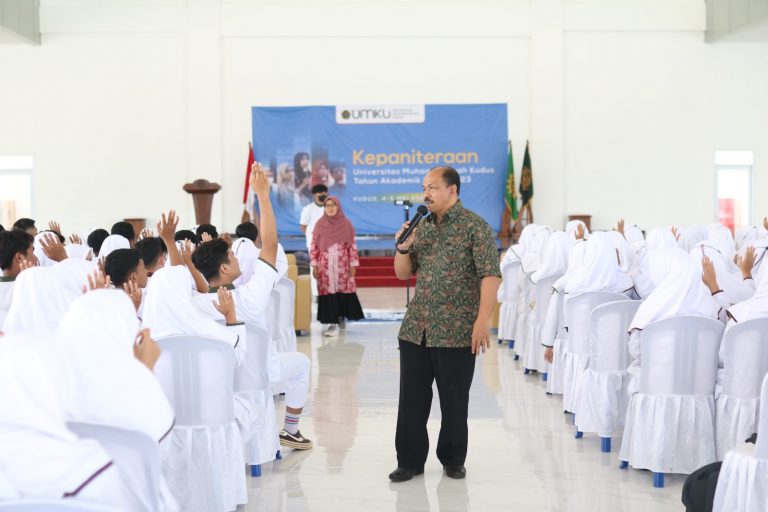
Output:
[317, 292, 365, 324]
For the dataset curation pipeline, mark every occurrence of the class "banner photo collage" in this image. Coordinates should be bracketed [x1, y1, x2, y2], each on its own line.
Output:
[251, 104, 508, 236]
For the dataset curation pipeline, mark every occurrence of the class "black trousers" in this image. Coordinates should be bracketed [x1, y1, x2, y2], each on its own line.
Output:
[395, 336, 476, 470]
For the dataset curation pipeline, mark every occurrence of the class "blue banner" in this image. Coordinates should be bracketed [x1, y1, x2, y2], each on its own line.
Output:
[251, 104, 508, 236]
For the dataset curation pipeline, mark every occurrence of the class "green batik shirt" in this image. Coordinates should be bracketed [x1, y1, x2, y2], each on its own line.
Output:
[398, 200, 502, 348]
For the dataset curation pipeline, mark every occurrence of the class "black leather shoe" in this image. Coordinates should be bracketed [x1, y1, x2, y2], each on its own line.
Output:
[443, 465, 466, 479]
[388, 467, 424, 482]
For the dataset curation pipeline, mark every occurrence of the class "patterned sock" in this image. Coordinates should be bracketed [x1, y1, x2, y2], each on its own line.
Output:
[284, 412, 300, 435]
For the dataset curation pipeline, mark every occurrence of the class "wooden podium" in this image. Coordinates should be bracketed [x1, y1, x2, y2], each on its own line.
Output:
[183, 179, 221, 225]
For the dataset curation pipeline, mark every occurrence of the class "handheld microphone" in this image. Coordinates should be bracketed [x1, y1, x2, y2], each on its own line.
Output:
[397, 205, 429, 245]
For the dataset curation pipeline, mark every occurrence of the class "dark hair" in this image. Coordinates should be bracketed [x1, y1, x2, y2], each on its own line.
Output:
[0, 230, 34, 271]
[0, 224, 5, 232]
[195, 223, 218, 239]
[434, 166, 461, 195]
[111, 221, 135, 242]
[135, 237, 167, 269]
[174, 230, 200, 244]
[87, 229, 110, 256]
[104, 249, 140, 287]
[41, 229, 65, 243]
[191, 239, 230, 281]
[311, 184, 328, 194]
[13, 218, 36, 232]
[235, 222, 258, 241]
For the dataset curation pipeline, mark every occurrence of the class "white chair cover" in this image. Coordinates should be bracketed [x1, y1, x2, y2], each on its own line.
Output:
[497, 262, 521, 343]
[713, 373, 768, 512]
[574, 300, 641, 437]
[154, 336, 246, 512]
[236, 323, 279, 466]
[619, 316, 724, 474]
[275, 278, 297, 353]
[715, 318, 768, 459]
[562, 292, 627, 413]
[542, 290, 566, 395]
[522, 275, 559, 373]
[66, 423, 166, 512]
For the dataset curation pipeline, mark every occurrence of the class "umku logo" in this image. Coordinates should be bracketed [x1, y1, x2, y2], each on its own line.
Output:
[336, 105, 425, 125]
[341, 110, 351, 120]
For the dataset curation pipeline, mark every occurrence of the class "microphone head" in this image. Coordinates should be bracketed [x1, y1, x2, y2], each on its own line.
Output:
[416, 205, 429, 216]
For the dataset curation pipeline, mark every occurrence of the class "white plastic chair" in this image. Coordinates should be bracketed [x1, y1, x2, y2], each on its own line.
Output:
[713, 372, 768, 512]
[573, 300, 641, 450]
[66, 423, 161, 512]
[497, 261, 521, 349]
[235, 323, 280, 472]
[0, 502, 121, 511]
[619, 316, 724, 487]
[154, 336, 246, 512]
[715, 317, 768, 459]
[275, 278, 298, 353]
[522, 275, 560, 376]
[561, 291, 627, 414]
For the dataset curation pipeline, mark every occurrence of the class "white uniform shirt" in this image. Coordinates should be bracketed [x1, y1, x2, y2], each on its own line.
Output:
[300, 202, 325, 249]
[0, 279, 14, 330]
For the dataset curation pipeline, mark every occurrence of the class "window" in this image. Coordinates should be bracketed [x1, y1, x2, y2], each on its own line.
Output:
[715, 150, 753, 234]
[0, 156, 34, 229]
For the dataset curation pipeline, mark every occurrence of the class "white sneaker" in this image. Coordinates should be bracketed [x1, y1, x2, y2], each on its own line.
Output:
[323, 324, 338, 337]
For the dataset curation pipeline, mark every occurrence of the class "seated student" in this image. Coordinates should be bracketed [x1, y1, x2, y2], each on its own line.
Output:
[0, 336, 135, 508]
[87, 228, 110, 258]
[135, 236, 167, 276]
[0, 230, 38, 329]
[233, 221, 289, 279]
[626, 248, 720, 395]
[191, 167, 312, 450]
[12, 218, 37, 236]
[111, 221, 136, 248]
[105, 249, 149, 312]
[196, 223, 218, 240]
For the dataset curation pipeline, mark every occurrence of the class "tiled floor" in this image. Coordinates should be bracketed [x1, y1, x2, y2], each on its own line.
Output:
[239, 289, 685, 512]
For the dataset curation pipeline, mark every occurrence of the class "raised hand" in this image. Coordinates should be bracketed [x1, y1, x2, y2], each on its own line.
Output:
[671, 226, 681, 241]
[201, 232, 213, 243]
[576, 223, 585, 240]
[701, 256, 719, 294]
[123, 279, 142, 311]
[212, 287, 237, 324]
[40, 233, 68, 262]
[140, 228, 155, 240]
[83, 269, 112, 293]
[179, 240, 195, 267]
[616, 218, 625, 237]
[48, 221, 62, 236]
[133, 328, 161, 371]
[764, 217, 768, 232]
[157, 210, 179, 241]
[68, 234, 82, 245]
[249, 163, 271, 197]
[739, 246, 756, 279]
[19, 258, 36, 273]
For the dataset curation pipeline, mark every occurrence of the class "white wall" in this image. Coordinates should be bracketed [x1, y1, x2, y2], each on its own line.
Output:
[0, 0, 765, 235]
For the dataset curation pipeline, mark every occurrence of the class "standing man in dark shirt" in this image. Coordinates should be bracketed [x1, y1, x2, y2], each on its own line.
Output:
[389, 166, 501, 482]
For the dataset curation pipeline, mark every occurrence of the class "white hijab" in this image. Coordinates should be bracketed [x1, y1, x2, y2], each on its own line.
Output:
[565, 220, 589, 241]
[0, 335, 113, 499]
[553, 239, 588, 292]
[630, 248, 719, 330]
[521, 225, 552, 274]
[531, 231, 570, 284]
[707, 224, 737, 271]
[99, 234, 130, 261]
[727, 259, 768, 323]
[232, 237, 260, 287]
[142, 266, 240, 348]
[3, 267, 71, 335]
[64, 244, 92, 260]
[735, 226, 759, 250]
[56, 290, 175, 442]
[565, 232, 633, 295]
[624, 225, 644, 246]
[606, 231, 633, 273]
[52, 258, 97, 300]
[646, 227, 678, 250]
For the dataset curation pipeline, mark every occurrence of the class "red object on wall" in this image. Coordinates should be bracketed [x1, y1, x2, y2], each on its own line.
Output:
[718, 198, 735, 234]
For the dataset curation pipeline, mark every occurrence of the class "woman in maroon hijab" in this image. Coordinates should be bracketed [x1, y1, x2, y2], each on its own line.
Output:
[310, 196, 364, 336]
